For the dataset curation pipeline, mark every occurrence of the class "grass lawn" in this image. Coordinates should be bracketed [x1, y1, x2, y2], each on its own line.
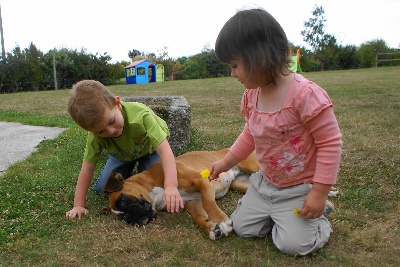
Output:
[0, 66, 399, 266]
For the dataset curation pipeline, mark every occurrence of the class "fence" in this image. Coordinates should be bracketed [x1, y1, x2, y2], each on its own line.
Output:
[375, 52, 400, 67]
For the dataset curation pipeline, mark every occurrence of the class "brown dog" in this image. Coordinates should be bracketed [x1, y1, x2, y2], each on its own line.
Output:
[102, 148, 259, 240]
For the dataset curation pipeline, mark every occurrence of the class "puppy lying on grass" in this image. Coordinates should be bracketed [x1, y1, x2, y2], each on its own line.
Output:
[101, 148, 259, 240]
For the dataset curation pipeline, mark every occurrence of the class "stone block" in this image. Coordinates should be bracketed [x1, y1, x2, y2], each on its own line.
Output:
[122, 96, 191, 155]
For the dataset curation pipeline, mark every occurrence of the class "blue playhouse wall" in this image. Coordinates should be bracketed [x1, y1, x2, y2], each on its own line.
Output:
[125, 60, 156, 85]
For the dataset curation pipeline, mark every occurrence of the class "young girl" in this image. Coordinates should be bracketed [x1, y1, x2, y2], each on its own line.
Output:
[208, 9, 342, 256]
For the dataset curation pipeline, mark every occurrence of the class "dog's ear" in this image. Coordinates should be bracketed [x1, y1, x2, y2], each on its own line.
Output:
[104, 173, 124, 193]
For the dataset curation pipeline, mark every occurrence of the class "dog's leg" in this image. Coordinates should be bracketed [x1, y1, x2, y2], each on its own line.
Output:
[230, 172, 251, 193]
[185, 200, 232, 240]
[236, 151, 259, 173]
[229, 151, 259, 193]
[195, 180, 233, 237]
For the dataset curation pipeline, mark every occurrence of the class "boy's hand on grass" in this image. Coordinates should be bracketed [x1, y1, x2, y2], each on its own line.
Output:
[66, 206, 88, 220]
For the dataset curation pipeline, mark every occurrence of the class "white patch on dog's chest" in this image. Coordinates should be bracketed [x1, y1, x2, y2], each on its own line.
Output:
[150, 187, 166, 210]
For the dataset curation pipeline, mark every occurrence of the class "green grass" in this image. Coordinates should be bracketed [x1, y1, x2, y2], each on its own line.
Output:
[0, 67, 399, 266]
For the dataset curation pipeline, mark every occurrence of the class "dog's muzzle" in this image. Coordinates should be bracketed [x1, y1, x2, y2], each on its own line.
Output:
[114, 194, 157, 226]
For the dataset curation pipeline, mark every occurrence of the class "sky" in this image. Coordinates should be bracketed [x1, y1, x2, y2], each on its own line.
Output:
[1, 0, 399, 63]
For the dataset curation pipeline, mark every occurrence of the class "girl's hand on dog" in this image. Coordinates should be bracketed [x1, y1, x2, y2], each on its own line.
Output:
[209, 159, 233, 181]
[209, 151, 241, 181]
[66, 206, 88, 220]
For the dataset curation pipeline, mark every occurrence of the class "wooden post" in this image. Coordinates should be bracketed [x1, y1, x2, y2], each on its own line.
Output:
[53, 51, 58, 90]
[0, 5, 5, 59]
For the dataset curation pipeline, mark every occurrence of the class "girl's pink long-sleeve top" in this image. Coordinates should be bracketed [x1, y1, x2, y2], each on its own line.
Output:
[230, 74, 342, 187]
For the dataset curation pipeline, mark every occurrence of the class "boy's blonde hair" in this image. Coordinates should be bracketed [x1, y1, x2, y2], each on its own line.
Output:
[68, 80, 116, 130]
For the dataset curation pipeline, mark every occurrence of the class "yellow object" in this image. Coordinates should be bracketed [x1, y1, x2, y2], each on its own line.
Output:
[294, 206, 301, 217]
[200, 169, 210, 179]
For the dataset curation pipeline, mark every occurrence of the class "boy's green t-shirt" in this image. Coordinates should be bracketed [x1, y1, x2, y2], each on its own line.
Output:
[83, 102, 170, 165]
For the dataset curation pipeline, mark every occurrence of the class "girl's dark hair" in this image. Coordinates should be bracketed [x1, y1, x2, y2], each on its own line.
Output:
[215, 8, 291, 85]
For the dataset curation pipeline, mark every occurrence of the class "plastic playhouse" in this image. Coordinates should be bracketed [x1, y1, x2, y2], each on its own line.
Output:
[124, 59, 164, 84]
[289, 49, 302, 73]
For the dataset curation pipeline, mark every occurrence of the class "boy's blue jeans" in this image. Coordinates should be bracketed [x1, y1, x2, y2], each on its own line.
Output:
[93, 150, 160, 195]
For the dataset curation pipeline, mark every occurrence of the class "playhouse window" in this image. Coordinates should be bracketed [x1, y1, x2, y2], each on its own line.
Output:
[137, 67, 145, 75]
[126, 68, 135, 77]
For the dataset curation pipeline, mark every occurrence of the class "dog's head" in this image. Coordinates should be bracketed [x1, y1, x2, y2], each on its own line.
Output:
[104, 173, 156, 226]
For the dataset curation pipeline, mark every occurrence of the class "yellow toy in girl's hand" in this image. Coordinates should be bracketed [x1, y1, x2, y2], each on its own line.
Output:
[294, 206, 301, 217]
[294, 200, 335, 218]
[200, 169, 210, 179]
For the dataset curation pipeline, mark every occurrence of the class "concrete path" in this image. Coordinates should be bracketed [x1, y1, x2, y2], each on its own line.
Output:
[0, 122, 67, 174]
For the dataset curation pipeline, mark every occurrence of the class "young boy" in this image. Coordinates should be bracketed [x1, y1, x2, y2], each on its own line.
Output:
[65, 80, 183, 220]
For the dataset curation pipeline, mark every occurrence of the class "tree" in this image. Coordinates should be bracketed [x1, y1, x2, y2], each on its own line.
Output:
[128, 49, 141, 61]
[315, 34, 339, 70]
[301, 5, 327, 52]
[3, 46, 28, 91]
[24, 43, 46, 91]
[190, 49, 230, 78]
[156, 46, 174, 80]
[357, 39, 391, 68]
[156, 46, 170, 62]
[336, 45, 359, 69]
[180, 60, 202, 80]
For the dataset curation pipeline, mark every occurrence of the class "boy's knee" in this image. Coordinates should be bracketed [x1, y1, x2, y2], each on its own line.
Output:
[93, 183, 105, 195]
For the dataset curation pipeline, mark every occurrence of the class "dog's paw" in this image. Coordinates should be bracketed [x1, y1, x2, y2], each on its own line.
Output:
[208, 219, 233, 240]
[219, 219, 233, 236]
[209, 224, 222, 240]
